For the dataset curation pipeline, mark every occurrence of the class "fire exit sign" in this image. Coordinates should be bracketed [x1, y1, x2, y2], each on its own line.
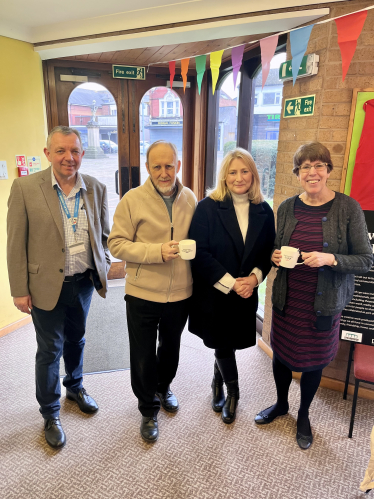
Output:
[283, 95, 315, 118]
[112, 65, 146, 80]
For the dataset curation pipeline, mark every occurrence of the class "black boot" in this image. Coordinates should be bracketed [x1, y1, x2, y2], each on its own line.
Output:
[221, 380, 239, 424]
[211, 361, 225, 412]
[216, 356, 239, 424]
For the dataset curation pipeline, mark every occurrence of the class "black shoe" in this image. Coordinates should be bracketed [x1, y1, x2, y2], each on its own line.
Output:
[155, 388, 179, 413]
[140, 416, 158, 442]
[296, 430, 313, 450]
[211, 362, 225, 413]
[44, 418, 66, 449]
[254, 404, 288, 425]
[66, 388, 98, 414]
[221, 380, 239, 424]
[296, 416, 313, 450]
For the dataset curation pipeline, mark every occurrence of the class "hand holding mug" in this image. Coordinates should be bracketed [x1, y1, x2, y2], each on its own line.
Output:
[302, 251, 335, 267]
[271, 249, 282, 266]
[162, 240, 180, 262]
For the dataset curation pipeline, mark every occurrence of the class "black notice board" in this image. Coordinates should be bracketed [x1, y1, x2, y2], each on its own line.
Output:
[340, 211, 374, 346]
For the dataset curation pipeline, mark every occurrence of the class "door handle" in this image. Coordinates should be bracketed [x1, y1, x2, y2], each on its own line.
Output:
[115, 170, 119, 195]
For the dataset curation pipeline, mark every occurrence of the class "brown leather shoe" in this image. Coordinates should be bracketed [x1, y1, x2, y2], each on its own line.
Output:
[66, 388, 98, 414]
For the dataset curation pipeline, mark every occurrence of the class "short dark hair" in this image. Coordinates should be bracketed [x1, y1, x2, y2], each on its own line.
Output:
[293, 142, 333, 175]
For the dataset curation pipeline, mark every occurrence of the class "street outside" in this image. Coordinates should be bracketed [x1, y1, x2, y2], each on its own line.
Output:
[79, 153, 182, 261]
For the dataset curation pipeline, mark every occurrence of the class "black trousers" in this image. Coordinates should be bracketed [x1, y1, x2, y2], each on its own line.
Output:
[125, 295, 190, 417]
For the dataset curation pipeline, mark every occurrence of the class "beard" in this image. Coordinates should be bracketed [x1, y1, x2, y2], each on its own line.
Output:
[155, 179, 176, 194]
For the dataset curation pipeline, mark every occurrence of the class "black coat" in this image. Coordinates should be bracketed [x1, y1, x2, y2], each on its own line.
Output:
[188, 195, 275, 349]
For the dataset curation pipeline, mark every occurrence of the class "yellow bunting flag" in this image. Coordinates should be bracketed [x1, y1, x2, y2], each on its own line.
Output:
[181, 58, 190, 93]
[210, 50, 224, 95]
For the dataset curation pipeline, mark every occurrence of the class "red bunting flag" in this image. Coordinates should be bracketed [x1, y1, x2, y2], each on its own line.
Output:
[335, 10, 367, 81]
[181, 58, 190, 93]
[169, 61, 176, 89]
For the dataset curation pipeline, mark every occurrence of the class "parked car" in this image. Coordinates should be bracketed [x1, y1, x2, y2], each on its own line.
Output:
[140, 140, 150, 154]
[100, 140, 118, 153]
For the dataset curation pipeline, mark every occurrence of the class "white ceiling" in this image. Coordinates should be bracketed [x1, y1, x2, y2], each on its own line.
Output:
[0, 0, 346, 60]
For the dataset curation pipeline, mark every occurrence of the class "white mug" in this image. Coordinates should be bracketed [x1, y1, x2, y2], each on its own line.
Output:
[280, 246, 304, 268]
[178, 239, 196, 260]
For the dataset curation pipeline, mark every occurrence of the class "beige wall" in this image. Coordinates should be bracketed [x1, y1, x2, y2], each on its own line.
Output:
[0, 36, 48, 329]
[262, 0, 374, 385]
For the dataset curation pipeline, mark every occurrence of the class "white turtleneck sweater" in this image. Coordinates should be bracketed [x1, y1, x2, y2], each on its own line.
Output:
[214, 192, 263, 294]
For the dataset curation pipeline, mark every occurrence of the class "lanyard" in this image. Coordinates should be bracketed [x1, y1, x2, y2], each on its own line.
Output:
[57, 189, 80, 233]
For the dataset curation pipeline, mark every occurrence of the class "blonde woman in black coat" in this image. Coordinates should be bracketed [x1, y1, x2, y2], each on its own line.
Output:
[189, 148, 275, 424]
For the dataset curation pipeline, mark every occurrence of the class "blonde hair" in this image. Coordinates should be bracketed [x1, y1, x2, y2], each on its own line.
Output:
[208, 148, 264, 204]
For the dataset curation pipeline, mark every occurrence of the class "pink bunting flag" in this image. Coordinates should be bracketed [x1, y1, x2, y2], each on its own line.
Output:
[231, 45, 245, 89]
[335, 10, 367, 81]
[260, 35, 279, 89]
[169, 61, 176, 89]
[181, 58, 190, 93]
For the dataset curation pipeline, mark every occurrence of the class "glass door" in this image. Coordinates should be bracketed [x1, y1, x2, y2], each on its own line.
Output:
[52, 64, 195, 278]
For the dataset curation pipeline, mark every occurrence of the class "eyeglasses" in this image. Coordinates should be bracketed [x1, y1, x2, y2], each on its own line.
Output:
[299, 163, 328, 173]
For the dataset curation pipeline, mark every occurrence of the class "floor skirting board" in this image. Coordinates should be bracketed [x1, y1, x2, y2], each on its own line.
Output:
[257, 337, 374, 401]
[0, 316, 32, 338]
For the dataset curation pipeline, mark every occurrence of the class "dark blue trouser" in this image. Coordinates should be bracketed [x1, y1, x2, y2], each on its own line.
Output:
[31, 273, 94, 419]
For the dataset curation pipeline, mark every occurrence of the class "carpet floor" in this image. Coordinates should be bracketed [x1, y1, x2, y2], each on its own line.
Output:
[59, 284, 130, 375]
[0, 323, 373, 499]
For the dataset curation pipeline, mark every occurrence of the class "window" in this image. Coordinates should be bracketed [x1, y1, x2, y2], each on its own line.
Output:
[263, 92, 276, 105]
[213, 72, 241, 186]
[68, 82, 118, 250]
[159, 90, 180, 117]
[249, 52, 286, 315]
[139, 87, 183, 185]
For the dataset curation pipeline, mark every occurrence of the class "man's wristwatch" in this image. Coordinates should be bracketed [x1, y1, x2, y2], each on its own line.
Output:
[332, 256, 338, 266]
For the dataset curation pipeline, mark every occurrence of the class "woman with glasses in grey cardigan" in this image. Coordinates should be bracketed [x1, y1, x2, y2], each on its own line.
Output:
[255, 142, 372, 450]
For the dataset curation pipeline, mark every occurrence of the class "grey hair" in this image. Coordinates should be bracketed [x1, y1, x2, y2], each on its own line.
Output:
[146, 140, 178, 165]
[46, 126, 82, 150]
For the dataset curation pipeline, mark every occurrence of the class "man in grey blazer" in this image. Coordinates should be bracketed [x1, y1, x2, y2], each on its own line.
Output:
[7, 126, 111, 449]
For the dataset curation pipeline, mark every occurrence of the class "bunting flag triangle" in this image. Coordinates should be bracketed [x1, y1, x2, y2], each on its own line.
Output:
[181, 58, 190, 93]
[231, 45, 245, 89]
[335, 10, 367, 81]
[169, 61, 176, 89]
[210, 50, 224, 95]
[195, 55, 207, 95]
[260, 35, 279, 89]
[290, 25, 314, 86]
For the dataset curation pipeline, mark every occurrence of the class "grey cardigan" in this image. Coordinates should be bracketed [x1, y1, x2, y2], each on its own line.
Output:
[272, 192, 373, 317]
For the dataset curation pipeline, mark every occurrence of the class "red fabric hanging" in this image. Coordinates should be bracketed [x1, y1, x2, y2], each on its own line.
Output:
[335, 10, 367, 81]
[350, 99, 374, 210]
[169, 61, 176, 89]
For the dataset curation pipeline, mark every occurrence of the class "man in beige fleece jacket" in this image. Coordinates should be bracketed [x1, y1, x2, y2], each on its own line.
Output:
[108, 141, 197, 443]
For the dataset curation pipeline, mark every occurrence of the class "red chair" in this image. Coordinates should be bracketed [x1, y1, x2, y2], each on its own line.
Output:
[343, 343, 374, 438]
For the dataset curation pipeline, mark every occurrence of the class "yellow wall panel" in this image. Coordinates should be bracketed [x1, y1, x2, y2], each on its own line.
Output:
[0, 36, 48, 329]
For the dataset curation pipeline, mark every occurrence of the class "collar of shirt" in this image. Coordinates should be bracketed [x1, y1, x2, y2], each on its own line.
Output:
[51, 169, 87, 197]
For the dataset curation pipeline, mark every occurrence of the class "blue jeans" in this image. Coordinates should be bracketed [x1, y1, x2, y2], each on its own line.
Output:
[31, 274, 94, 419]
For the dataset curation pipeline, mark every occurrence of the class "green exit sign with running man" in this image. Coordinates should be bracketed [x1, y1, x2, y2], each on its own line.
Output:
[112, 65, 146, 80]
[283, 94, 315, 118]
